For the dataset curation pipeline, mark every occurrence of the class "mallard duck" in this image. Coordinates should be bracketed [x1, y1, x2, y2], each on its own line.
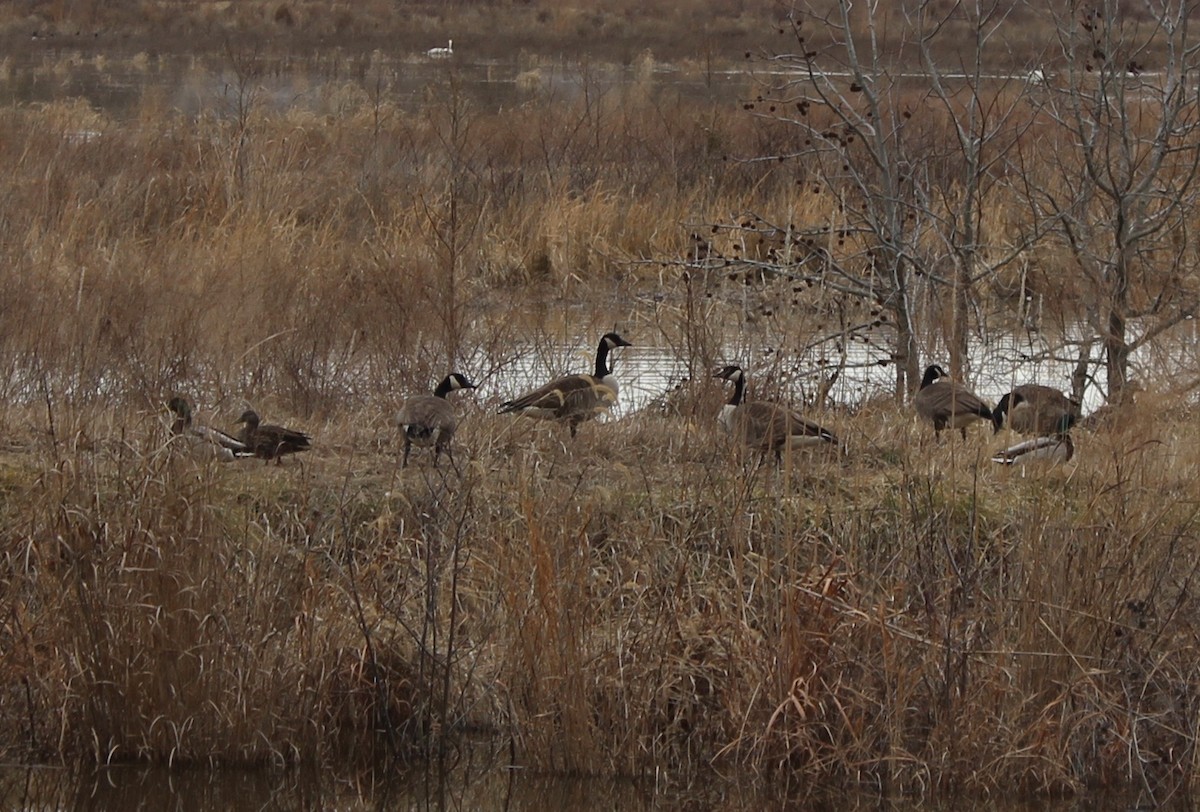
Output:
[992, 384, 1080, 435]
[167, 397, 253, 462]
[991, 433, 1074, 465]
[498, 332, 632, 437]
[714, 364, 838, 463]
[396, 372, 476, 468]
[914, 364, 993, 440]
[236, 409, 311, 464]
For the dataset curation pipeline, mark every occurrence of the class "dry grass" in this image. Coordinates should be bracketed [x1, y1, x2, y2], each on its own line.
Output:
[4, 383, 1200, 795]
[2, 41, 1200, 798]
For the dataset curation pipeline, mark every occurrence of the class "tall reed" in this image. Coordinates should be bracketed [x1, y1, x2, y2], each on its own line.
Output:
[2, 50, 1200, 799]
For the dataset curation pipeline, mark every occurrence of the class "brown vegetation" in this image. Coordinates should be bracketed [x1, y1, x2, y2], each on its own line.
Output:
[4, 383, 1200, 795]
[2, 5, 1200, 799]
[0, 0, 1065, 69]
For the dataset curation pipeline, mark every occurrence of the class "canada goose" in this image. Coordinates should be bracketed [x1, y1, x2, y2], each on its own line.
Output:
[167, 397, 253, 462]
[498, 332, 632, 437]
[914, 364, 993, 439]
[714, 365, 838, 463]
[236, 410, 311, 464]
[396, 372, 476, 468]
[427, 39, 453, 57]
[992, 418, 1075, 465]
[992, 384, 1080, 435]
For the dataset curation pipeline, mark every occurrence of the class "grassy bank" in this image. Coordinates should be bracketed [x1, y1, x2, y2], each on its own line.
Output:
[3, 387, 1199, 795]
[2, 32, 1200, 797]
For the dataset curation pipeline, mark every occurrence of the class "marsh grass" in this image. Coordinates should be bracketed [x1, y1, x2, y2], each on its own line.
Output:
[3, 37, 1200, 798]
[5, 385, 1200, 795]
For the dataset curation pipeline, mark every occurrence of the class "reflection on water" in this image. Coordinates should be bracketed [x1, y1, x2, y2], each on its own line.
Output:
[0, 47, 750, 120]
[0, 758, 1184, 812]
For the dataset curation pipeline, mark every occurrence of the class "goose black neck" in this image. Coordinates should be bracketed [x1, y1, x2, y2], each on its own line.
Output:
[728, 373, 745, 406]
[434, 376, 453, 398]
[594, 339, 613, 377]
[919, 366, 941, 390]
[991, 393, 1011, 431]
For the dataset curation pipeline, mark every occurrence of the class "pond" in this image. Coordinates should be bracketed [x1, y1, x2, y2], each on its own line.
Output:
[0, 760, 1186, 811]
[0, 43, 752, 120]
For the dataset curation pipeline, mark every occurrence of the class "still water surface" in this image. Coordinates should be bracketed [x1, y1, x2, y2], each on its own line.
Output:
[0, 760, 1184, 812]
[1, 45, 750, 120]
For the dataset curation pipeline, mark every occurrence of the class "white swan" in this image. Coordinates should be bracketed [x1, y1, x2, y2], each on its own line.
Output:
[427, 39, 453, 58]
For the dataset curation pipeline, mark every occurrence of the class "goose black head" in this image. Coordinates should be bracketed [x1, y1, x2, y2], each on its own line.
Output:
[167, 396, 192, 419]
[435, 372, 478, 397]
[920, 364, 947, 389]
[448, 372, 477, 390]
[713, 364, 745, 383]
[991, 391, 1026, 432]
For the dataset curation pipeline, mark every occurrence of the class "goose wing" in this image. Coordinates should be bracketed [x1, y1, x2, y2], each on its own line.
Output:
[1009, 385, 1080, 434]
[499, 374, 614, 415]
[916, 381, 991, 426]
[736, 401, 837, 447]
[398, 395, 456, 440]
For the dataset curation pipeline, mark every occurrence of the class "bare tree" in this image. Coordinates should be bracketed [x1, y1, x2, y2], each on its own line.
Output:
[1023, 0, 1200, 398]
[914, 0, 1044, 381]
[682, 0, 1035, 398]
[421, 74, 487, 367]
[772, 0, 930, 397]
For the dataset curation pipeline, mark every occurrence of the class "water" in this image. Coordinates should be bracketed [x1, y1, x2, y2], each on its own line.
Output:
[587, 326, 1128, 420]
[0, 762, 1183, 811]
[0, 45, 749, 121]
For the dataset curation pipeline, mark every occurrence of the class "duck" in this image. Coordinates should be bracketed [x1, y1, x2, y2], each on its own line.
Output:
[235, 409, 312, 464]
[914, 364, 993, 440]
[713, 365, 838, 463]
[167, 397, 254, 462]
[427, 38, 453, 58]
[498, 332, 632, 437]
[992, 384, 1080, 435]
[992, 415, 1075, 465]
[396, 372, 476, 468]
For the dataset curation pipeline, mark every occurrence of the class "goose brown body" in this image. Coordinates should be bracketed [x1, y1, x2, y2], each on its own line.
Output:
[236, 410, 311, 464]
[992, 384, 1080, 435]
[714, 365, 838, 463]
[914, 364, 993, 439]
[397, 372, 476, 468]
[498, 332, 631, 437]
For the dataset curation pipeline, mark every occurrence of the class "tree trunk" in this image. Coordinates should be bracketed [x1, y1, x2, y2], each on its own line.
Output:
[950, 251, 971, 383]
[1105, 239, 1132, 397]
